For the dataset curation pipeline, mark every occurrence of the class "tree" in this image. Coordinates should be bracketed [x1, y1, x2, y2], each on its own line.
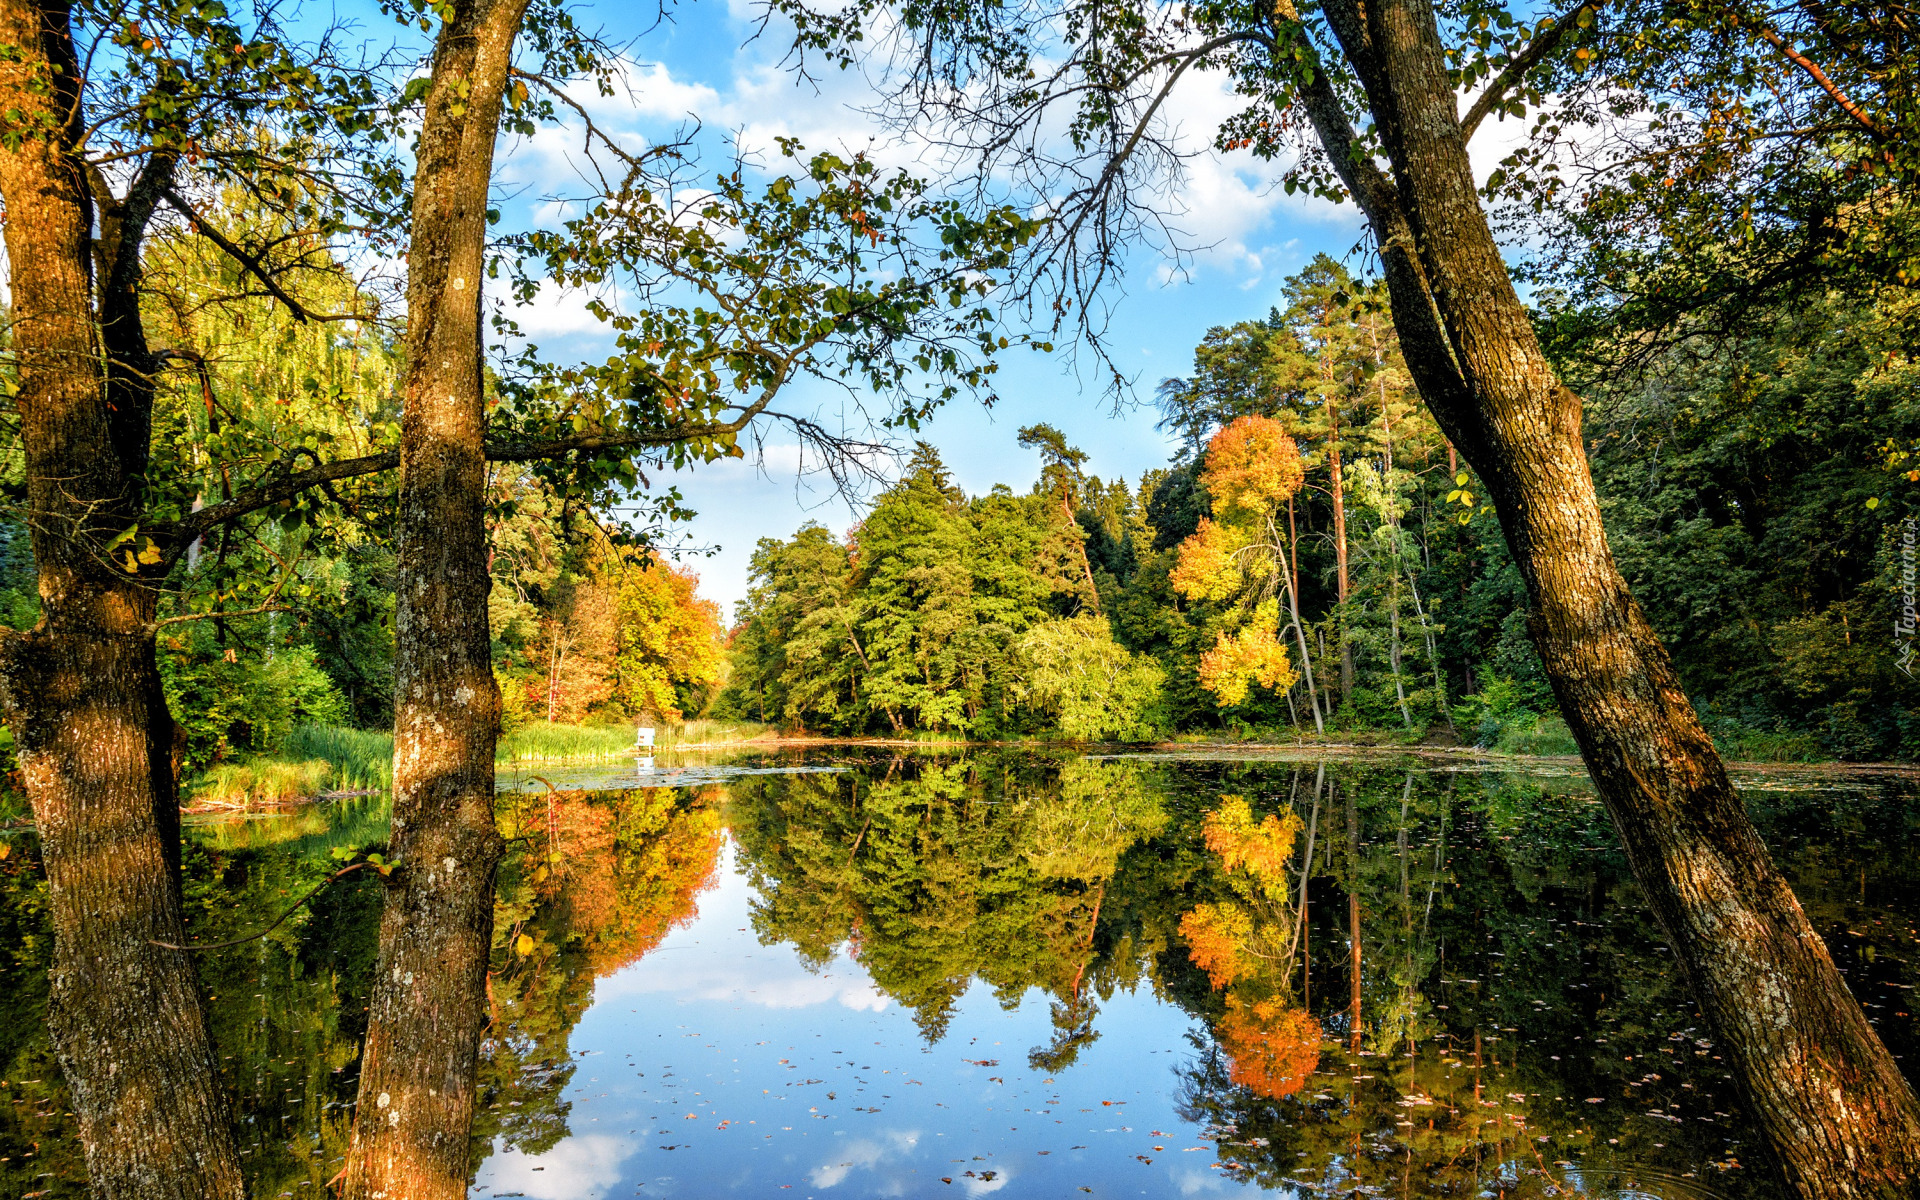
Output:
[1171, 417, 1314, 724]
[1017, 424, 1102, 615]
[0, 3, 399, 1192]
[772, 0, 1920, 1191]
[1008, 614, 1165, 740]
[345, 12, 1047, 1192]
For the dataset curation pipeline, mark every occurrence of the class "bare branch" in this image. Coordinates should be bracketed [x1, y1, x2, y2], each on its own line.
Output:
[159, 187, 370, 324]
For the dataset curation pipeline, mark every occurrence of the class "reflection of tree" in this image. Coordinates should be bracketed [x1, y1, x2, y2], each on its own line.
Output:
[475, 788, 724, 1156]
[0, 837, 86, 1200]
[1176, 791, 1322, 1099]
[1168, 763, 1809, 1198]
[728, 755, 1165, 1064]
[1215, 998, 1318, 1099]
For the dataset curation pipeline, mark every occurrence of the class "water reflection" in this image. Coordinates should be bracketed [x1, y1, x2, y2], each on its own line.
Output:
[0, 752, 1914, 1198]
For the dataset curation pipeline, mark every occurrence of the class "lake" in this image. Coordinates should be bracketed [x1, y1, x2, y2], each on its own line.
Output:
[2, 749, 1915, 1198]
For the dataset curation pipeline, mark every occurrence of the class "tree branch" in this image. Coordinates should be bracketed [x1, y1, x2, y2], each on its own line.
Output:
[160, 188, 369, 324]
[1746, 21, 1889, 140]
[1460, 5, 1586, 142]
[158, 449, 399, 560]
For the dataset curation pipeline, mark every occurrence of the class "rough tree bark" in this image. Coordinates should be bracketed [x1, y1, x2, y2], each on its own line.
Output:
[340, 2, 529, 1195]
[0, 3, 245, 1196]
[1287, 0, 1920, 1189]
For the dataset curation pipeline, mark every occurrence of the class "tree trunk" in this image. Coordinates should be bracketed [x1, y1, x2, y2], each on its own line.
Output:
[0, 4, 245, 1196]
[1345, 779, 1361, 1053]
[1275, 508, 1324, 733]
[1328, 409, 1352, 709]
[341, 2, 528, 1195]
[1300, 0, 1920, 1189]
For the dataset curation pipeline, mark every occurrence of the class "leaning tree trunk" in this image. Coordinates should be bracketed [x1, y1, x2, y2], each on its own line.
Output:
[340, 2, 528, 1196]
[0, 3, 245, 1198]
[1296, 0, 1920, 1191]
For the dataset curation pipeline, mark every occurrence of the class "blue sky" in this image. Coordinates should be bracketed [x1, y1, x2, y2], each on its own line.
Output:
[486, 0, 1374, 617]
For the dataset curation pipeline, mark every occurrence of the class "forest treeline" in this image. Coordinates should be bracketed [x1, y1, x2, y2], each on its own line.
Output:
[88, 243, 1918, 765]
[720, 257, 1920, 760]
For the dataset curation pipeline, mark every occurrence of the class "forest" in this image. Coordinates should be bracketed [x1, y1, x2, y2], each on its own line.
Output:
[720, 260, 1920, 760]
[0, 0, 1915, 1196]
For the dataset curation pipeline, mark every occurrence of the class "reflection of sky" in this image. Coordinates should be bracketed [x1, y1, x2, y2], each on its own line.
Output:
[468, 839, 1278, 1199]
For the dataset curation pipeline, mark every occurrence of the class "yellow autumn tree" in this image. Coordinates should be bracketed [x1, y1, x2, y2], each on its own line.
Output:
[612, 556, 728, 720]
[1197, 601, 1298, 708]
[1172, 416, 1318, 722]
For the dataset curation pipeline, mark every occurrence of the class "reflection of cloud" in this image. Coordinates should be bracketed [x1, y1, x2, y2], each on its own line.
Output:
[1173, 1165, 1242, 1195]
[838, 981, 890, 1012]
[805, 1132, 924, 1190]
[604, 954, 891, 1013]
[481, 1134, 635, 1199]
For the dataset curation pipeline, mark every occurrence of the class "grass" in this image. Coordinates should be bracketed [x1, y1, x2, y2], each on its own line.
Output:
[282, 724, 394, 790]
[498, 721, 639, 763]
[1707, 724, 1825, 763]
[499, 718, 772, 762]
[193, 759, 336, 807]
[180, 719, 776, 805]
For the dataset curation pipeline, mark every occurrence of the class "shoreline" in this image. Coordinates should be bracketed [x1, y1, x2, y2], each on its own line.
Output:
[41, 734, 1908, 827]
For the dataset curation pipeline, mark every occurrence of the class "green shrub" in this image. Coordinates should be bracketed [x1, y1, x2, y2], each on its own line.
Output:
[162, 641, 348, 773]
[1493, 715, 1581, 756]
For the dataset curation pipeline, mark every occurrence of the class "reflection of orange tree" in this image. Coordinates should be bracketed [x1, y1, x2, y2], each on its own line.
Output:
[729, 756, 1163, 1068]
[1214, 998, 1318, 1099]
[1179, 795, 1321, 1099]
[473, 788, 724, 1157]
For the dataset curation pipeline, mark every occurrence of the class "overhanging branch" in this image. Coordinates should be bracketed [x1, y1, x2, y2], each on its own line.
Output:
[1460, 5, 1586, 142]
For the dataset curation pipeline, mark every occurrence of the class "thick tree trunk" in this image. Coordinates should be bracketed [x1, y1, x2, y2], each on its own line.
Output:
[340, 2, 527, 1196]
[1298, 0, 1920, 1190]
[0, 4, 244, 1198]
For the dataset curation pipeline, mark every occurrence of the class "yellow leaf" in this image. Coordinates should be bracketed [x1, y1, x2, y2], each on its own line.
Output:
[515, 933, 535, 957]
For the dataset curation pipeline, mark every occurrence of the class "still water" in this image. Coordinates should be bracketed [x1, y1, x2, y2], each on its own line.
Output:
[2, 750, 1916, 1198]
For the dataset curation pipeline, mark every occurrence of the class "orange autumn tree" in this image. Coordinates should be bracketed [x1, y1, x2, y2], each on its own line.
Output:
[1171, 416, 1319, 727]
[1179, 794, 1322, 1099]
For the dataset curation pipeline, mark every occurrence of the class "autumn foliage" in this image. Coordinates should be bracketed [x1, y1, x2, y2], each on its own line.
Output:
[1216, 997, 1321, 1099]
[1197, 608, 1298, 708]
[1200, 416, 1304, 521]
[1170, 517, 1248, 604]
[1180, 902, 1256, 988]
[1201, 794, 1300, 897]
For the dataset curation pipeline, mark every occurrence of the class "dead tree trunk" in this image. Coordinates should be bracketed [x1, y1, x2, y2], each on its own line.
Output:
[340, 1, 529, 1195]
[0, 4, 244, 1196]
